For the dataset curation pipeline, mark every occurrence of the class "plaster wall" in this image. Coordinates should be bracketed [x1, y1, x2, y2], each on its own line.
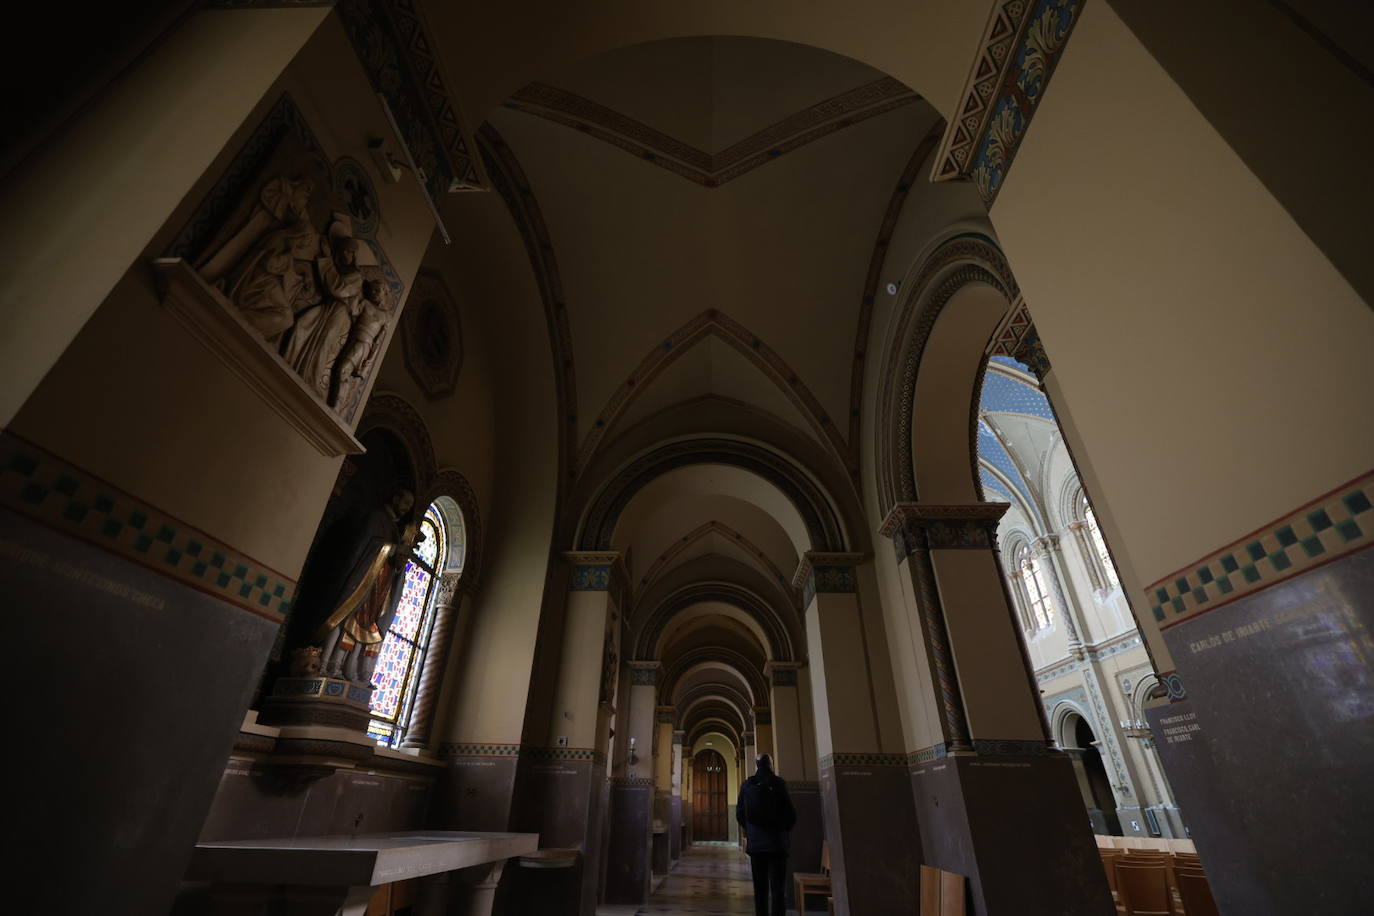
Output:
[0, 6, 330, 427]
[994, 0, 1374, 602]
[9, 13, 438, 575]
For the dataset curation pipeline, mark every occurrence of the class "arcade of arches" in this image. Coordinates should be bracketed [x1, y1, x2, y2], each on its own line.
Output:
[6, 3, 1371, 915]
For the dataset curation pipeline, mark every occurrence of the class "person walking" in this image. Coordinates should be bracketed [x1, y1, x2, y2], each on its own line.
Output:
[736, 753, 797, 916]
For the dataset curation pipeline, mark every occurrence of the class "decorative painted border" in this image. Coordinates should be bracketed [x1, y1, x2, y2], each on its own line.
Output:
[334, 0, 482, 200]
[438, 742, 521, 758]
[821, 752, 908, 768]
[0, 433, 295, 622]
[931, 0, 1085, 206]
[1157, 670, 1188, 703]
[1148, 472, 1373, 628]
[506, 77, 921, 189]
[770, 667, 798, 688]
[609, 777, 655, 788]
[1035, 633, 1142, 683]
[874, 234, 1018, 512]
[524, 746, 606, 764]
[272, 675, 372, 706]
[630, 662, 661, 686]
[577, 309, 847, 477]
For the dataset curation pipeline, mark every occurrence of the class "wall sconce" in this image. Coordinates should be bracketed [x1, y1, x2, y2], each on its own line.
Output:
[627, 736, 639, 766]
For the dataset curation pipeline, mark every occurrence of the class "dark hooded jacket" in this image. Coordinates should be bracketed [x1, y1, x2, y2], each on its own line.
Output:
[736, 769, 797, 855]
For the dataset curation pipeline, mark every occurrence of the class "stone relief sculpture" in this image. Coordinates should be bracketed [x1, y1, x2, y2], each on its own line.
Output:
[197, 183, 394, 413]
[169, 97, 403, 429]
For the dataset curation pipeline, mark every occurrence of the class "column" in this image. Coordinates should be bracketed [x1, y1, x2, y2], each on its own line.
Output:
[797, 553, 921, 915]
[753, 707, 774, 759]
[1033, 534, 1150, 836]
[516, 552, 624, 916]
[400, 573, 465, 750]
[742, 731, 757, 774]
[669, 730, 685, 861]
[604, 660, 657, 905]
[882, 504, 1113, 916]
[765, 660, 823, 884]
[651, 706, 675, 874]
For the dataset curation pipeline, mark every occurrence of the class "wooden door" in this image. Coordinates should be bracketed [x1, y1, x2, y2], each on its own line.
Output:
[692, 749, 728, 841]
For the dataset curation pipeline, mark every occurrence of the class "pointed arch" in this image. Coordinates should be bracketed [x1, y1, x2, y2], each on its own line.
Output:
[635, 581, 796, 661]
[577, 437, 847, 553]
[635, 519, 796, 597]
[577, 309, 849, 476]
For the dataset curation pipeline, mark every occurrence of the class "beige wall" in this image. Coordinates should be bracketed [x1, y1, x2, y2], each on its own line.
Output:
[8, 13, 436, 575]
[0, 7, 330, 428]
[994, 1, 1374, 615]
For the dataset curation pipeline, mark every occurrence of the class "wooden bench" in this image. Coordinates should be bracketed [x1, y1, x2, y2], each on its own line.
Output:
[794, 842, 832, 912]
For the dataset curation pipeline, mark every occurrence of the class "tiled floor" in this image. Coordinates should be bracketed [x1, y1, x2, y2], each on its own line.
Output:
[597, 843, 765, 915]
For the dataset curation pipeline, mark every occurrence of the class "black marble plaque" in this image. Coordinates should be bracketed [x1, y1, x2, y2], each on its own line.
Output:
[7, 507, 279, 915]
[1154, 546, 1374, 915]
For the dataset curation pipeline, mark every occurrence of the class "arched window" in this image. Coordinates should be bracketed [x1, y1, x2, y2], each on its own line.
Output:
[1017, 542, 1056, 630]
[368, 502, 446, 746]
[1077, 491, 1120, 590]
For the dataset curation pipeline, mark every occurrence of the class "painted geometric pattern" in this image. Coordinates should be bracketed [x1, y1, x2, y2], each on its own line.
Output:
[438, 743, 521, 758]
[525, 746, 606, 763]
[0, 433, 294, 621]
[932, 0, 1084, 206]
[1149, 473, 1374, 628]
[821, 752, 908, 768]
[571, 564, 614, 590]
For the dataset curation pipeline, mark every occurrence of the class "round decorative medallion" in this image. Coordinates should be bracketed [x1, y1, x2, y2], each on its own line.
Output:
[333, 157, 381, 237]
[401, 269, 463, 400]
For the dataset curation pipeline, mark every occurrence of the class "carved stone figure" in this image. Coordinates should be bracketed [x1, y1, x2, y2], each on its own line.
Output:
[192, 168, 398, 416]
[316, 488, 418, 686]
[290, 646, 323, 677]
[333, 278, 392, 413]
[283, 219, 365, 401]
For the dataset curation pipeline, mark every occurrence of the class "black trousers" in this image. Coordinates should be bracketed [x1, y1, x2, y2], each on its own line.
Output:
[749, 852, 787, 916]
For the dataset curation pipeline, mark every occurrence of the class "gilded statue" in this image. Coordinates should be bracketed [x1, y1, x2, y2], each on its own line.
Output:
[316, 488, 419, 686]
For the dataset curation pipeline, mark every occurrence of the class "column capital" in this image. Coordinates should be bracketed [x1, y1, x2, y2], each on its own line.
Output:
[563, 550, 628, 598]
[742, 731, 755, 743]
[628, 659, 660, 685]
[655, 705, 675, 723]
[434, 570, 466, 606]
[753, 706, 772, 725]
[1032, 534, 1061, 556]
[793, 551, 865, 603]
[765, 660, 802, 687]
[672, 730, 685, 745]
[880, 501, 1008, 559]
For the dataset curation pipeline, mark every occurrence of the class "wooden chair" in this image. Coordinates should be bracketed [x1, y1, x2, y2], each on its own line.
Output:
[920, 865, 942, 916]
[794, 842, 832, 913]
[1176, 870, 1219, 916]
[919, 864, 967, 916]
[1116, 863, 1171, 916]
[940, 870, 966, 916]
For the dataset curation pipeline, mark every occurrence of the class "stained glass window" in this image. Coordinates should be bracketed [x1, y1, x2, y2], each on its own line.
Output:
[368, 503, 446, 746]
[1081, 498, 1120, 589]
[1017, 543, 1055, 630]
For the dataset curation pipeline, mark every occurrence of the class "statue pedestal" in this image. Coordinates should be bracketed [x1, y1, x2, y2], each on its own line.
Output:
[152, 259, 364, 457]
[259, 676, 374, 732]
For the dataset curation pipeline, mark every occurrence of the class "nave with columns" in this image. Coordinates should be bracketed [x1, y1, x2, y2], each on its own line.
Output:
[6, 2, 1372, 915]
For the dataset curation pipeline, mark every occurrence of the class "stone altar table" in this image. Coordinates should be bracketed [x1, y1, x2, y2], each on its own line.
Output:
[187, 830, 539, 915]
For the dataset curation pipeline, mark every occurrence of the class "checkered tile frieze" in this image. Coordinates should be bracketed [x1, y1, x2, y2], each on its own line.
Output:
[438, 743, 521, 758]
[1148, 472, 1373, 628]
[820, 752, 907, 769]
[0, 434, 294, 622]
[524, 746, 605, 764]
